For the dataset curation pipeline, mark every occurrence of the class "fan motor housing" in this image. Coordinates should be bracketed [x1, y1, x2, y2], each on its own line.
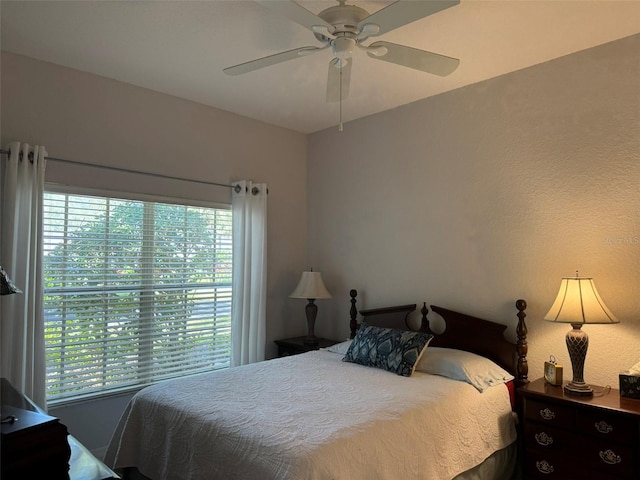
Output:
[314, 4, 369, 41]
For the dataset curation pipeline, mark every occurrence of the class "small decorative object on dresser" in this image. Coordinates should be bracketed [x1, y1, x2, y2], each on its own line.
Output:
[520, 377, 640, 479]
[274, 336, 339, 357]
[289, 269, 332, 345]
[544, 355, 563, 386]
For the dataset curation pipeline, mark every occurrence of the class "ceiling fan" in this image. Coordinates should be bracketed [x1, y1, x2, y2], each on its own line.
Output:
[223, 0, 461, 105]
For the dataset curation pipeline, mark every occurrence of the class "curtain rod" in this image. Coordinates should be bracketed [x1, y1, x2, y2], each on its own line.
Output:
[0, 148, 241, 192]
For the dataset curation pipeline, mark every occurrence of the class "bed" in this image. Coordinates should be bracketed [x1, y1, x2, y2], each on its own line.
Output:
[104, 290, 529, 480]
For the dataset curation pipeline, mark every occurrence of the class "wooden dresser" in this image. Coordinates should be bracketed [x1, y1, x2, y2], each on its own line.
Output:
[1, 378, 71, 479]
[520, 378, 640, 479]
[1, 378, 119, 480]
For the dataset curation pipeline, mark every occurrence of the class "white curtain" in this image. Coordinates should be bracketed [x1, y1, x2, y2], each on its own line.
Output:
[1, 142, 47, 408]
[231, 180, 267, 366]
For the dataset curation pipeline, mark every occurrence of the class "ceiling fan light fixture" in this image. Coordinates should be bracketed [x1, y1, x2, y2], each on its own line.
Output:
[332, 36, 356, 60]
[333, 58, 349, 69]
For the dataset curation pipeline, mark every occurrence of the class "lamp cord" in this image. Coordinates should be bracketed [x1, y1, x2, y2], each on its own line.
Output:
[592, 385, 612, 397]
[338, 62, 344, 132]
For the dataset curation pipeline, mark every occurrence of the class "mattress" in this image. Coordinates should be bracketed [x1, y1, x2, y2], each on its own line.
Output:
[105, 349, 517, 480]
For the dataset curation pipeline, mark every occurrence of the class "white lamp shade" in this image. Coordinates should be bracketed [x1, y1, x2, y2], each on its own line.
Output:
[290, 271, 332, 300]
[544, 277, 619, 325]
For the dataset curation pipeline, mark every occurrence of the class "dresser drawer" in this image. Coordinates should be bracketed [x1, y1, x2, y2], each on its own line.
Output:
[523, 421, 577, 452]
[524, 423, 635, 478]
[525, 397, 574, 429]
[524, 448, 620, 480]
[576, 407, 637, 443]
[583, 441, 635, 478]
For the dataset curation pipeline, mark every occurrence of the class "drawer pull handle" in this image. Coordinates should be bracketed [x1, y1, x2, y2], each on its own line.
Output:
[539, 408, 555, 420]
[595, 420, 613, 434]
[536, 460, 555, 474]
[535, 432, 554, 446]
[599, 449, 622, 465]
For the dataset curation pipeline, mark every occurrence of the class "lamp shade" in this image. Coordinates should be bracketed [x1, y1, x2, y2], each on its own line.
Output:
[544, 276, 618, 325]
[290, 271, 332, 300]
[0, 266, 22, 295]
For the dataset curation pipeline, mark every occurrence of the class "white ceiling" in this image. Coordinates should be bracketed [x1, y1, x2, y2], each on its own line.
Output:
[2, 1, 639, 134]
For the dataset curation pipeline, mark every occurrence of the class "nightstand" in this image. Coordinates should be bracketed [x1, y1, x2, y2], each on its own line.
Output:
[519, 377, 640, 479]
[274, 336, 339, 357]
[1, 404, 71, 479]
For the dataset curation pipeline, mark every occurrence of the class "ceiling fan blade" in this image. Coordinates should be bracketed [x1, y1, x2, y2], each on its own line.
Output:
[358, 0, 459, 38]
[256, 0, 334, 35]
[326, 58, 352, 103]
[367, 41, 459, 76]
[223, 46, 323, 76]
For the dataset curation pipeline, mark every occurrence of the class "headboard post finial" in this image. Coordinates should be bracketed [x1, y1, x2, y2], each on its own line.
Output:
[349, 290, 358, 339]
[515, 299, 528, 384]
[420, 303, 430, 333]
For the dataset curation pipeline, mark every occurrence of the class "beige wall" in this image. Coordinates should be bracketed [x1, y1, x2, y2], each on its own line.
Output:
[1, 52, 308, 452]
[1, 52, 309, 352]
[308, 34, 640, 389]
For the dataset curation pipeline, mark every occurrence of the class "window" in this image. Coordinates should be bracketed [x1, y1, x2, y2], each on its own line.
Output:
[43, 190, 232, 404]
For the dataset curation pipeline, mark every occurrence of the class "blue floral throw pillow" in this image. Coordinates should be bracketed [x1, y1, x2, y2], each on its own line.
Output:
[343, 323, 434, 377]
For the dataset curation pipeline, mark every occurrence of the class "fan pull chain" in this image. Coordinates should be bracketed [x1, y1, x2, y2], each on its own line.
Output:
[338, 65, 343, 131]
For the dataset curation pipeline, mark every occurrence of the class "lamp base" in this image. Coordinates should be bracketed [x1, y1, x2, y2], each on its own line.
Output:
[564, 323, 593, 397]
[564, 381, 593, 397]
[303, 335, 319, 346]
[304, 299, 318, 346]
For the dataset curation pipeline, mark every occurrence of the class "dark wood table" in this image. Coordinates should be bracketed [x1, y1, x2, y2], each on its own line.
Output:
[274, 336, 340, 357]
[1, 378, 119, 480]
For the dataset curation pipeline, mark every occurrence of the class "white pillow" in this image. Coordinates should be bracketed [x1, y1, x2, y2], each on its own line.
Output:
[415, 347, 514, 392]
[325, 340, 352, 355]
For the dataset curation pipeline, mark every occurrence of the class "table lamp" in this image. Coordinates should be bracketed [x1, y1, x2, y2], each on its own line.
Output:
[290, 270, 332, 345]
[544, 272, 619, 396]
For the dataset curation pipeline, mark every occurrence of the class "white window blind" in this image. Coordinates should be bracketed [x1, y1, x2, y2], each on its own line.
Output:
[43, 191, 232, 404]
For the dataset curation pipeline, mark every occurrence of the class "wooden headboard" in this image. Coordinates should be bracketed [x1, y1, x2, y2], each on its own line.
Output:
[348, 290, 528, 386]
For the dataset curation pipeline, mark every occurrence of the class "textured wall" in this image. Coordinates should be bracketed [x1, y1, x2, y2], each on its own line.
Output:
[308, 34, 640, 389]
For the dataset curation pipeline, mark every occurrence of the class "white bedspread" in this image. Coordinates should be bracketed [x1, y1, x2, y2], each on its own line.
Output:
[105, 349, 516, 480]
